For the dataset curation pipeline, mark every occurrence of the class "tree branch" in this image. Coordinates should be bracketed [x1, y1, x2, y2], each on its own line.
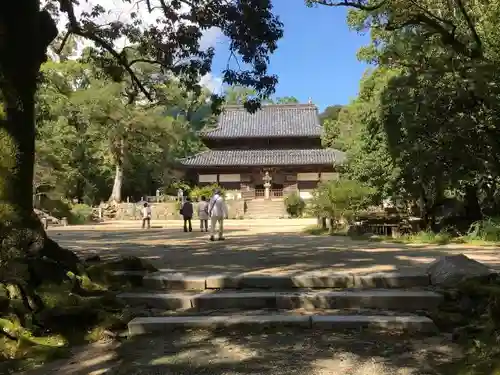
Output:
[309, 0, 388, 11]
[59, 0, 153, 100]
[454, 0, 483, 56]
[128, 58, 164, 67]
[56, 31, 72, 55]
[385, 13, 482, 59]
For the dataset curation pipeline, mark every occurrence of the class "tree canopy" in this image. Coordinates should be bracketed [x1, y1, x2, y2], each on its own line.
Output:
[313, 0, 500, 228]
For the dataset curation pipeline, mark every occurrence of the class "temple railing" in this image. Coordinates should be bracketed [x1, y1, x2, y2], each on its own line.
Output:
[255, 189, 265, 198]
[271, 189, 283, 198]
[241, 188, 284, 200]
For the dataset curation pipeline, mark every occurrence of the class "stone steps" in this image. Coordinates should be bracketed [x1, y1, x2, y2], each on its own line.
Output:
[117, 269, 442, 337]
[127, 313, 437, 336]
[112, 270, 431, 291]
[245, 201, 285, 218]
[118, 289, 442, 311]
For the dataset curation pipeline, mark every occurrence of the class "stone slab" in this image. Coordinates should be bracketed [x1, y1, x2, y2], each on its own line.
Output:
[291, 273, 354, 288]
[233, 275, 296, 289]
[143, 273, 206, 291]
[128, 314, 311, 335]
[205, 274, 239, 289]
[118, 292, 192, 310]
[276, 290, 443, 310]
[311, 315, 437, 333]
[192, 291, 277, 310]
[353, 272, 430, 289]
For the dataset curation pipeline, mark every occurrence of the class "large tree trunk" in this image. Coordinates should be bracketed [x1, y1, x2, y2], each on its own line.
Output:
[108, 139, 125, 203]
[464, 184, 482, 221]
[0, 3, 79, 275]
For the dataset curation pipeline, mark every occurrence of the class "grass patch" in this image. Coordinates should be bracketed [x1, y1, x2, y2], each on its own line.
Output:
[303, 225, 329, 235]
[303, 225, 349, 237]
[373, 230, 456, 245]
[304, 224, 500, 246]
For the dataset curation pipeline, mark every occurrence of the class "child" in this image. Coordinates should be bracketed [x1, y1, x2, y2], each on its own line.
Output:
[180, 197, 193, 232]
[142, 202, 151, 229]
[198, 196, 209, 232]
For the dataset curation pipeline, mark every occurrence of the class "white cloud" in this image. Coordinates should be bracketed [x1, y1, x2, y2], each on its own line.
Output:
[199, 73, 223, 94]
[199, 27, 224, 50]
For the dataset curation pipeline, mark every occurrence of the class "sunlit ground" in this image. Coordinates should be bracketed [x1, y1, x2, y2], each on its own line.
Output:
[48, 218, 500, 275]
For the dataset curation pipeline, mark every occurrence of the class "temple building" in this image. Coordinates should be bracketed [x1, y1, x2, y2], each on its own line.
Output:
[179, 103, 346, 200]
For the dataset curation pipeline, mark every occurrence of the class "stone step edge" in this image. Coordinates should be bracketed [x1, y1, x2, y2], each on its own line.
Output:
[127, 314, 438, 336]
[111, 271, 431, 290]
[118, 290, 443, 311]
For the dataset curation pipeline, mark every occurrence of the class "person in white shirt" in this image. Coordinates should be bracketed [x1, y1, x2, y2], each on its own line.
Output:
[142, 202, 152, 229]
[208, 189, 228, 241]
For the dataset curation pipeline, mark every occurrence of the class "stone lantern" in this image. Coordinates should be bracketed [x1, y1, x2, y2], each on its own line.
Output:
[263, 171, 272, 199]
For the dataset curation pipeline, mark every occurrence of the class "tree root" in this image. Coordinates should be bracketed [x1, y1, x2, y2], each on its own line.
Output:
[0, 327, 17, 341]
[39, 237, 81, 275]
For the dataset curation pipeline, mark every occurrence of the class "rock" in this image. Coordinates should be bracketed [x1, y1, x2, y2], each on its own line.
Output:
[427, 254, 496, 287]
[85, 255, 101, 263]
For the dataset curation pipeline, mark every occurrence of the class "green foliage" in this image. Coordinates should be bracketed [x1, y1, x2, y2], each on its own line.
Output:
[189, 184, 225, 201]
[163, 180, 191, 196]
[0, 256, 156, 372]
[310, 0, 500, 228]
[284, 193, 306, 218]
[400, 230, 453, 245]
[69, 204, 94, 225]
[319, 104, 343, 125]
[310, 179, 375, 225]
[303, 225, 330, 235]
[35, 59, 210, 204]
[467, 218, 500, 243]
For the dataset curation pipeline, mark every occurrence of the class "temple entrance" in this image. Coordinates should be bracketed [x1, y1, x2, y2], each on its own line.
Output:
[253, 183, 283, 199]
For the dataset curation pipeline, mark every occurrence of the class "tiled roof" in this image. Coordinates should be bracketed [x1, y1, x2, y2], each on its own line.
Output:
[202, 104, 322, 139]
[179, 149, 346, 167]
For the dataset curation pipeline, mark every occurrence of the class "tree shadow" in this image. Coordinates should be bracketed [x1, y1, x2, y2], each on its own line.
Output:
[48, 226, 500, 275]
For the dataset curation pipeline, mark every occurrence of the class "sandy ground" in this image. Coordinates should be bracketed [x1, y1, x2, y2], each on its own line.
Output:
[20, 218, 493, 374]
[20, 329, 462, 375]
[48, 218, 500, 275]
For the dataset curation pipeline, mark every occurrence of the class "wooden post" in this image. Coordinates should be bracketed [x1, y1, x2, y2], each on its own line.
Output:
[41, 217, 48, 229]
[61, 217, 68, 226]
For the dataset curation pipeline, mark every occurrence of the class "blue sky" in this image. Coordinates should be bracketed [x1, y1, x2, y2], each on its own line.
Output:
[211, 1, 371, 112]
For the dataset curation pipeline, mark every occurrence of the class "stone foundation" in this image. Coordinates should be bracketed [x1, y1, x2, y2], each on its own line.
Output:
[114, 200, 245, 220]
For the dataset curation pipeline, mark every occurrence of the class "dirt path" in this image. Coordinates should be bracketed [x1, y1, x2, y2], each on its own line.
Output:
[19, 219, 482, 374]
[20, 329, 462, 375]
[48, 219, 500, 275]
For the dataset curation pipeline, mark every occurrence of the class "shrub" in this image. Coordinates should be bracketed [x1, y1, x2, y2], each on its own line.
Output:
[406, 230, 453, 245]
[69, 204, 94, 224]
[309, 179, 375, 227]
[189, 184, 225, 201]
[163, 179, 191, 196]
[284, 193, 306, 217]
[38, 195, 73, 219]
[467, 217, 500, 242]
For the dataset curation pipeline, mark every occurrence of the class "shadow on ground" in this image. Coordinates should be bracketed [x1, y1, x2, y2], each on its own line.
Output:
[48, 224, 500, 275]
[23, 328, 462, 375]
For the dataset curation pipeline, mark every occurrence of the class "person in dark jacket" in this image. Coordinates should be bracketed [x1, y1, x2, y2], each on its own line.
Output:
[180, 197, 193, 232]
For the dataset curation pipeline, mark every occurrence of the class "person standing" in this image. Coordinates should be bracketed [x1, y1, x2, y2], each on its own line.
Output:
[197, 196, 209, 232]
[208, 189, 228, 241]
[142, 202, 151, 229]
[180, 197, 193, 232]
